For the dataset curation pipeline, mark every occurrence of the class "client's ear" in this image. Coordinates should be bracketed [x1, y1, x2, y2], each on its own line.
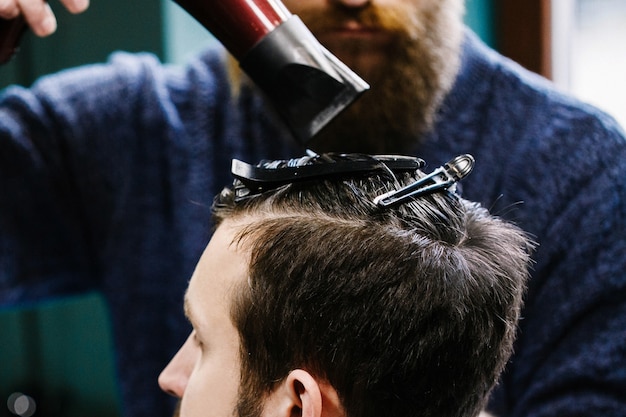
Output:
[263, 369, 344, 417]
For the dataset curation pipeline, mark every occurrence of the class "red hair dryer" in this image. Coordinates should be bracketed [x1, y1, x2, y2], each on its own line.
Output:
[0, 0, 369, 143]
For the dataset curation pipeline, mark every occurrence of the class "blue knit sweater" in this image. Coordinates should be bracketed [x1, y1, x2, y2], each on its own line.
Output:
[1, 30, 625, 417]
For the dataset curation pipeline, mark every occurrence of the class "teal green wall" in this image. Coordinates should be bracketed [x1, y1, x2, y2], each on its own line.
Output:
[0, 295, 120, 417]
[0, 0, 163, 88]
[466, 0, 495, 47]
[0, 1, 496, 416]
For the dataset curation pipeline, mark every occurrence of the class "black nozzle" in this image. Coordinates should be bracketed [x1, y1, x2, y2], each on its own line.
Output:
[240, 15, 369, 144]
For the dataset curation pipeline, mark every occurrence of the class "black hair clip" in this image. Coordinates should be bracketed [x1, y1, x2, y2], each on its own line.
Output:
[231, 151, 425, 202]
[373, 154, 475, 208]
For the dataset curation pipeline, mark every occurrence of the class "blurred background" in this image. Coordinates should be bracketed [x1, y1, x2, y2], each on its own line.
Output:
[1, 0, 624, 416]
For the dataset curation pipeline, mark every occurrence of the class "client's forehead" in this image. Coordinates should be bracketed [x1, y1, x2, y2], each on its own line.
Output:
[185, 219, 251, 330]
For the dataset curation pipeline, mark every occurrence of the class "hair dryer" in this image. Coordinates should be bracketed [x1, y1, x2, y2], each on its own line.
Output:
[173, 0, 369, 143]
[0, 0, 369, 143]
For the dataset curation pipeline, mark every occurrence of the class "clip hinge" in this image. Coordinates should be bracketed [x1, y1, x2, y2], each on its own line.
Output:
[374, 154, 475, 208]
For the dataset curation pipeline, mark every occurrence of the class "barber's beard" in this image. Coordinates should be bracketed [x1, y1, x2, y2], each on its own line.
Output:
[296, 0, 464, 154]
[227, 1, 463, 154]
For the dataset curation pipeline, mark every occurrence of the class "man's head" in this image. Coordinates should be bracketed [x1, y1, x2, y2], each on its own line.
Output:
[242, 0, 465, 153]
[159, 153, 532, 417]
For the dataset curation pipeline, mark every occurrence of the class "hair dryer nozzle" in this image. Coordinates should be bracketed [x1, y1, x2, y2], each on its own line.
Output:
[240, 16, 369, 144]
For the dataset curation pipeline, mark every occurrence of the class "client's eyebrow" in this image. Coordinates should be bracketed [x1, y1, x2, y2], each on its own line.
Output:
[183, 291, 196, 326]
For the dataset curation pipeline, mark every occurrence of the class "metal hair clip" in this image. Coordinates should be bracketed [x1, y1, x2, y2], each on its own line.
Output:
[373, 154, 475, 208]
[231, 152, 425, 202]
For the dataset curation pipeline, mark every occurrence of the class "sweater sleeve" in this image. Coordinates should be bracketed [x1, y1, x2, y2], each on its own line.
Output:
[0, 51, 218, 306]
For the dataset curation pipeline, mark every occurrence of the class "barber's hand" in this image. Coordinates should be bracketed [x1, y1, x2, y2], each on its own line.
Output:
[0, 0, 89, 36]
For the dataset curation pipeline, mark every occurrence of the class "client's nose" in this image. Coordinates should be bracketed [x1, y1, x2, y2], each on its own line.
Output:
[158, 334, 197, 398]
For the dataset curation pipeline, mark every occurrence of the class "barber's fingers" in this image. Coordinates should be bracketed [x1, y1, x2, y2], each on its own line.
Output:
[60, 0, 89, 15]
[24, 1, 58, 36]
[0, 0, 21, 19]
[0, 0, 89, 37]
[0, 0, 56, 36]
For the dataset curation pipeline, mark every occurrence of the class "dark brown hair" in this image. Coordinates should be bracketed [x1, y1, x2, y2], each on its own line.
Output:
[212, 169, 532, 417]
